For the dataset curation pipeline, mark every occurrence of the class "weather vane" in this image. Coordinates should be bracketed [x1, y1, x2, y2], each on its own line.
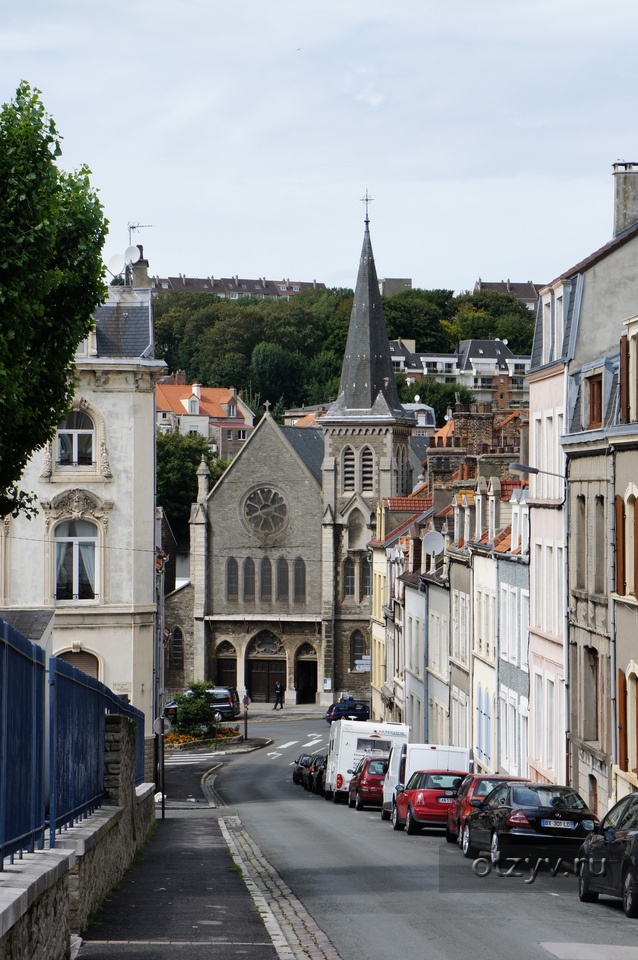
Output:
[360, 189, 374, 224]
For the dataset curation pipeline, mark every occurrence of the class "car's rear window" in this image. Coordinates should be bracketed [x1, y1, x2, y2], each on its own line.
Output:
[474, 778, 505, 797]
[511, 786, 586, 809]
[422, 773, 464, 790]
[367, 760, 388, 775]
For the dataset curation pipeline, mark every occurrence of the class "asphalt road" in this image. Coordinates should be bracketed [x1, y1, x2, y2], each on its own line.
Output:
[191, 718, 638, 960]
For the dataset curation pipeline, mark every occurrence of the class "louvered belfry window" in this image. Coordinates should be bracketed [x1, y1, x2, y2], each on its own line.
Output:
[343, 446, 355, 491]
[361, 446, 373, 491]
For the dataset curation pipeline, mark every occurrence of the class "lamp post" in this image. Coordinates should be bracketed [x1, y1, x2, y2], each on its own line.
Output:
[508, 461, 570, 785]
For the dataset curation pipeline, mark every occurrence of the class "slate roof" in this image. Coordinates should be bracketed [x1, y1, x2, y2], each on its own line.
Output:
[325, 222, 409, 423]
[0, 609, 53, 643]
[93, 296, 153, 358]
[456, 339, 519, 372]
[409, 435, 431, 471]
[281, 427, 325, 485]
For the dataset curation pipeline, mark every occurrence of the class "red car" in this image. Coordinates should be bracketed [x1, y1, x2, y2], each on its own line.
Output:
[348, 755, 389, 811]
[392, 769, 467, 834]
[446, 774, 530, 845]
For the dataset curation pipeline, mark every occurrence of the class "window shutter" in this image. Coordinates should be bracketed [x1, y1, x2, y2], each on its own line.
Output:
[620, 334, 629, 423]
[616, 495, 626, 595]
[618, 668, 628, 771]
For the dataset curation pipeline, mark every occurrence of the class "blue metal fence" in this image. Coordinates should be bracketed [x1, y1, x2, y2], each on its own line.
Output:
[0, 615, 148, 865]
[0, 618, 46, 865]
[48, 657, 146, 846]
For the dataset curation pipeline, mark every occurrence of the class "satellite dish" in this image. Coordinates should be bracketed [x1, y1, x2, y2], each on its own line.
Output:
[125, 245, 141, 264]
[503, 338, 508, 345]
[107, 253, 125, 276]
[422, 530, 445, 556]
[414, 394, 420, 403]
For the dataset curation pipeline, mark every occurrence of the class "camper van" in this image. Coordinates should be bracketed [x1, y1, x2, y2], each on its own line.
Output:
[324, 719, 410, 803]
[381, 742, 472, 820]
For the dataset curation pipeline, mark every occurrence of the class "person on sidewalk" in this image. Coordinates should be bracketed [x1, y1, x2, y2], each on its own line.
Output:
[273, 681, 284, 710]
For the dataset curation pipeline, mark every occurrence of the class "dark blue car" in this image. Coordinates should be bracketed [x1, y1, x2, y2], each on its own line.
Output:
[325, 698, 369, 723]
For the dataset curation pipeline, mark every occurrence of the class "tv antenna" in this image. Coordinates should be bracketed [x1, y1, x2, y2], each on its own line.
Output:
[127, 221, 153, 246]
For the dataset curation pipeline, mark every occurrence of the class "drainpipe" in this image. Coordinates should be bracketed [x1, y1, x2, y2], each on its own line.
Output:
[609, 445, 617, 789]
[422, 577, 429, 743]
[563, 461, 570, 786]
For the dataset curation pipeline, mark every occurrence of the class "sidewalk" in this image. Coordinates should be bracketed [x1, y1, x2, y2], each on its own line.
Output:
[76, 709, 339, 960]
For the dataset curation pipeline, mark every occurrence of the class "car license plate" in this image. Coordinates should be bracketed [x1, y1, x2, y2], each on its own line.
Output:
[541, 819, 574, 829]
[438, 797, 454, 803]
[379, 779, 384, 785]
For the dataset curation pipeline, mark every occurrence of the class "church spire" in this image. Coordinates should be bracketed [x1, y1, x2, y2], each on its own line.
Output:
[325, 210, 407, 423]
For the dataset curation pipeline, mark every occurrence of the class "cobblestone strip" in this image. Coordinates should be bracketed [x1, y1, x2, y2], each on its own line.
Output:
[218, 816, 342, 960]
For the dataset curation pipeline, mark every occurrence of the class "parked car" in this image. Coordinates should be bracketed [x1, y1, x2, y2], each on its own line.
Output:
[578, 791, 638, 918]
[292, 754, 313, 785]
[325, 698, 370, 723]
[392, 770, 467, 834]
[461, 782, 598, 864]
[348, 755, 389, 810]
[310, 755, 328, 795]
[164, 686, 241, 722]
[446, 774, 529, 844]
[302, 753, 325, 791]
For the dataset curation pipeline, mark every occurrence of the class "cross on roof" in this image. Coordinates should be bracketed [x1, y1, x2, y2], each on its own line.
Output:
[360, 189, 374, 224]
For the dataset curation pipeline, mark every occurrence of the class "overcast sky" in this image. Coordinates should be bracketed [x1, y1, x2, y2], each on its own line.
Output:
[4, 1, 638, 292]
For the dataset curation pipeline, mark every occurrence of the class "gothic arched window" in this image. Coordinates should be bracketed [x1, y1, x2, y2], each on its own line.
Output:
[276, 558, 289, 601]
[293, 557, 306, 602]
[243, 557, 255, 601]
[344, 557, 355, 597]
[260, 558, 272, 601]
[226, 557, 238, 601]
[351, 629, 365, 668]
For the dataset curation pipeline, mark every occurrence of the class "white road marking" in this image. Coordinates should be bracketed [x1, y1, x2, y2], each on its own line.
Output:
[165, 753, 225, 764]
[267, 751, 283, 758]
[302, 739, 323, 748]
[277, 741, 298, 750]
[542, 945, 638, 960]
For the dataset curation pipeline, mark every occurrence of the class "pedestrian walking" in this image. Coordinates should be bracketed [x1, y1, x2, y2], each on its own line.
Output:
[273, 680, 284, 710]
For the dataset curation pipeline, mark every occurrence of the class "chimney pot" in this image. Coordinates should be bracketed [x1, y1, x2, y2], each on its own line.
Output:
[613, 161, 638, 236]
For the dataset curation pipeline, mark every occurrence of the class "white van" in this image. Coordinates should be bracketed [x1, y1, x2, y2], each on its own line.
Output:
[324, 719, 410, 803]
[381, 742, 472, 820]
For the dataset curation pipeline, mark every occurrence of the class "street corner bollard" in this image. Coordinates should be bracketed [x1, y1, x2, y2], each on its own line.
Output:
[243, 696, 249, 740]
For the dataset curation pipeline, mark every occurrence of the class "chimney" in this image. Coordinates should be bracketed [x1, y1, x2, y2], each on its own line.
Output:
[131, 246, 151, 288]
[613, 162, 638, 236]
[193, 383, 202, 398]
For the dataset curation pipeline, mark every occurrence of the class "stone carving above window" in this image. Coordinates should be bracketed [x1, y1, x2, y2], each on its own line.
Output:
[296, 642, 317, 660]
[216, 640, 237, 658]
[246, 632, 285, 658]
[40, 488, 114, 533]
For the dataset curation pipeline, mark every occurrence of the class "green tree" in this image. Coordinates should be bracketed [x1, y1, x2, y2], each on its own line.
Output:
[0, 82, 108, 517]
[171, 682, 225, 738]
[382, 289, 452, 351]
[249, 341, 303, 407]
[442, 290, 534, 353]
[156, 431, 228, 544]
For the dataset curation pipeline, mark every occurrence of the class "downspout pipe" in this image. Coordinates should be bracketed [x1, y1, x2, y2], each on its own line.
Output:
[609, 445, 617, 777]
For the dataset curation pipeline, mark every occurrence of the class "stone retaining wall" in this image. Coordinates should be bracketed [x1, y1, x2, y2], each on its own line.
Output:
[0, 715, 155, 960]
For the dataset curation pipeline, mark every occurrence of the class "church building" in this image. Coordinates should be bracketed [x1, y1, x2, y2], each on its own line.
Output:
[167, 216, 421, 706]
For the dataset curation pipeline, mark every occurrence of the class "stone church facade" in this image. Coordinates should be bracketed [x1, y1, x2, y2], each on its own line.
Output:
[166, 218, 416, 705]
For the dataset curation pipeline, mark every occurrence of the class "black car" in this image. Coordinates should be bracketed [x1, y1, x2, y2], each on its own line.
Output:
[310, 755, 328, 795]
[165, 686, 240, 722]
[578, 792, 638, 917]
[302, 753, 325, 791]
[292, 754, 313, 785]
[325, 698, 369, 723]
[462, 782, 597, 866]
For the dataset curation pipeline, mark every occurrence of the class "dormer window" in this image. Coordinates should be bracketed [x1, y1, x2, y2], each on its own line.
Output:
[228, 402, 236, 418]
[588, 374, 603, 428]
[189, 397, 198, 415]
[57, 411, 94, 468]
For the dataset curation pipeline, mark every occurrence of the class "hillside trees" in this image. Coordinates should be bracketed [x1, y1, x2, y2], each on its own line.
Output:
[152, 286, 535, 412]
[0, 82, 108, 517]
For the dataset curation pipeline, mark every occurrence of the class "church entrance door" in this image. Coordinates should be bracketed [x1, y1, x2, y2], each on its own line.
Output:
[245, 631, 286, 703]
[294, 642, 318, 704]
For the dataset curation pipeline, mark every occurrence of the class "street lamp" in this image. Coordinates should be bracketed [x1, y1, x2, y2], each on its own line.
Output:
[509, 461, 566, 482]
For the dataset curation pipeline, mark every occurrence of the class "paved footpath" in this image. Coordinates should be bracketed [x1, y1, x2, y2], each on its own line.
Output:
[77, 715, 342, 960]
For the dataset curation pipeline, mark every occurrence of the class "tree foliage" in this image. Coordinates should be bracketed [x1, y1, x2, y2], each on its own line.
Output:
[0, 82, 108, 517]
[156, 431, 228, 544]
[152, 284, 535, 411]
[171, 682, 225, 738]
